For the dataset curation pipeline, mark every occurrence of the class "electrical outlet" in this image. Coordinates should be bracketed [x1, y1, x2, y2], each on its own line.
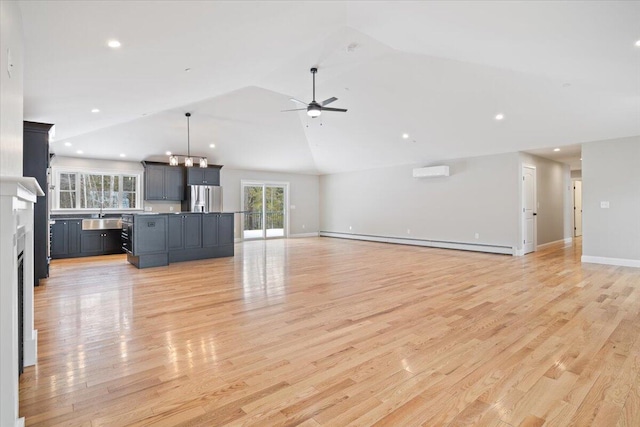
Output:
[475, 233, 480, 239]
[302, 224, 305, 229]
[407, 229, 411, 235]
[144, 206, 152, 212]
[169, 206, 174, 211]
[600, 201, 610, 209]
[349, 226, 352, 231]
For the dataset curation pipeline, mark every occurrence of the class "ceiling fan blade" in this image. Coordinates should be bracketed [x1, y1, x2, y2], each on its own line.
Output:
[321, 97, 338, 106]
[290, 98, 308, 106]
[281, 108, 307, 112]
[320, 107, 347, 112]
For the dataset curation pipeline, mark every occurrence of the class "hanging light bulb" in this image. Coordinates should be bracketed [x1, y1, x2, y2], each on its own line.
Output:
[199, 157, 208, 168]
[169, 155, 179, 166]
[184, 157, 194, 167]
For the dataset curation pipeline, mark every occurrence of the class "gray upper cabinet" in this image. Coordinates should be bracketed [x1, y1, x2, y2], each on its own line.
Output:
[143, 163, 185, 201]
[186, 167, 220, 186]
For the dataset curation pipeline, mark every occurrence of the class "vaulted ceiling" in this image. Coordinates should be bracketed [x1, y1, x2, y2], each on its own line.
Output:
[20, 1, 640, 174]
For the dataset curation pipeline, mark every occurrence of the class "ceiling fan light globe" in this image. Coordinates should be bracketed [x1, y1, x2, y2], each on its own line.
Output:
[307, 107, 321, 118]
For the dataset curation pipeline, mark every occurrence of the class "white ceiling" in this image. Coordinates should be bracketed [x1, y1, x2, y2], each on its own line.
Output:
[20, 1, 640, 174]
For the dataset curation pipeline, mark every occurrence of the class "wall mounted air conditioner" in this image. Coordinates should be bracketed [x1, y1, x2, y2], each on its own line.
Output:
[412, 165, 450, 178]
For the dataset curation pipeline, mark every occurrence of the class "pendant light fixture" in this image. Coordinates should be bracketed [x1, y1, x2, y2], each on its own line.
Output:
[184, 112, 193, 167]
[168, 112, 209, 168]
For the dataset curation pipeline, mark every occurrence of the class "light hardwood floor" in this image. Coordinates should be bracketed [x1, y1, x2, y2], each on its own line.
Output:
[20, 237, 640, 426]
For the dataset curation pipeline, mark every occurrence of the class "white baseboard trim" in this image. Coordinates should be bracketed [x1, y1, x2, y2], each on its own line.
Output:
[288, 232, 320, 238]
[17, 417, 25, 427]
[23, 330, 37, 367]
[513, 248, 525, 256]
[581, 255, 640, 268]
[319, 231, 513, 255]
[537, 238, 571, 250]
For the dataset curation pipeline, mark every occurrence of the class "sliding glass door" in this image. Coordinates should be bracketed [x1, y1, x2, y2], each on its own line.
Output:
[242, 182, 287, 240]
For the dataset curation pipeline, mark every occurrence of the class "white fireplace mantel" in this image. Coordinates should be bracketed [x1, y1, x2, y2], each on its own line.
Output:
[0, 176, 43, 427]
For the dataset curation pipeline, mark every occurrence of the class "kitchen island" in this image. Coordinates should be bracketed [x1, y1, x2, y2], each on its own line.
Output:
[122, 212, 234, 268]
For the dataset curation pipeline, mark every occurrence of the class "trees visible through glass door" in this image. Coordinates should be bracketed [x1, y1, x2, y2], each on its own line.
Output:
[242, 184, 286, 239]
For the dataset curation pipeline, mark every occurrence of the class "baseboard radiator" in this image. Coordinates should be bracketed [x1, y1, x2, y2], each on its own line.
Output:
[319, 231, 513, 255]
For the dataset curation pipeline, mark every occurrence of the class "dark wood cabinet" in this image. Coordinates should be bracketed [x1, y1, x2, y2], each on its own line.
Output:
[50, 220, 82, 259]
[186, 166, 221, 186]
[169, 214, 202, 250]
[23, 121, 53, 284]
[202, 213, 234, 247]
[80, 230, 122, 256]
[143, 163, 185, 201]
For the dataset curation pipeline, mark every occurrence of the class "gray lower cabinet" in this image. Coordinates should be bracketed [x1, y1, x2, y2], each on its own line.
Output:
[80, 230, 122, 256]
[168, 214, 202, 250]
[50, 220, 82, 259]
[124, 214, 169, 268]
[124, 213, 234, 268]
[202, 213, 234, 247]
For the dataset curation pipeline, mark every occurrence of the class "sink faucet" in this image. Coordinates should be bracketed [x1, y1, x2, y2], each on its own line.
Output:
[99, 200, 105, 218]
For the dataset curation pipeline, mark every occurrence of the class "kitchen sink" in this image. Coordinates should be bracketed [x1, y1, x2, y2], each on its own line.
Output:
[82, 218, 123, 230]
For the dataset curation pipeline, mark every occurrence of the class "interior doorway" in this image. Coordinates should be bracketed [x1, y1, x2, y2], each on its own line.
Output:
[241, 181, 288, 240]
[522, 165, 537, 254]
[573, 180, 582, 237]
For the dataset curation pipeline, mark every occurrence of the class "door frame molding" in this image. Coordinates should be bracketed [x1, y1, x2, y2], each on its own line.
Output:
[573, 179, 582, 237]
[521, 164, 537, 255]
[240, 180, 290, 240]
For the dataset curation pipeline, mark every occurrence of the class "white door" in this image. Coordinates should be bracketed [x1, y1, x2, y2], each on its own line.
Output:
[574, 180, 582, 237]
[522, 166, 537, 254]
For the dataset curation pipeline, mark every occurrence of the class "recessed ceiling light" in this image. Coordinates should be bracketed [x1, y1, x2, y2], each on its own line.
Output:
[553, 148, 561, 152]
[119, 153, 126, 158]
[402, 133, 409, 139]
[64, 142, 72, 147]
[635, 39, 640, 47]
[76, 150, 83, 154]
[209, 144, 215, 148]
[107, 40, 121, 48]
[165, 151, 172, 156]
[495, 113, 504, 121]
[91, 108, 100, 113]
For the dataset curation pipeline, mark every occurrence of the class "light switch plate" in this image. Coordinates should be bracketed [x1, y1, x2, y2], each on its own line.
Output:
[600, 201, 610, 209]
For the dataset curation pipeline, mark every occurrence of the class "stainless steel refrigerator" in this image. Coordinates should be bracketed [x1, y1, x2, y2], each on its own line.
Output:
[182, 185, 223, 213]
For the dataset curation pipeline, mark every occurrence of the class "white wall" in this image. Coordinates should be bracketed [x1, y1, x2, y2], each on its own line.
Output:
[221, 168, 320, 238]
[320, 152, 521, 251]
[582, 136, 640, 267]
[0, 0, 23, 177]
[519, 153, 572, 246]
[0, 2, 25, 426]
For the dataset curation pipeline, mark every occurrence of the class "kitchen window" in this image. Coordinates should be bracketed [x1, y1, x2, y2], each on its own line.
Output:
[53, 171, 141, 211]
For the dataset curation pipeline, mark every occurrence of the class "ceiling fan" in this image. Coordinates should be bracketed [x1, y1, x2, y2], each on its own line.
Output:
[282, 67, 347, 118]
